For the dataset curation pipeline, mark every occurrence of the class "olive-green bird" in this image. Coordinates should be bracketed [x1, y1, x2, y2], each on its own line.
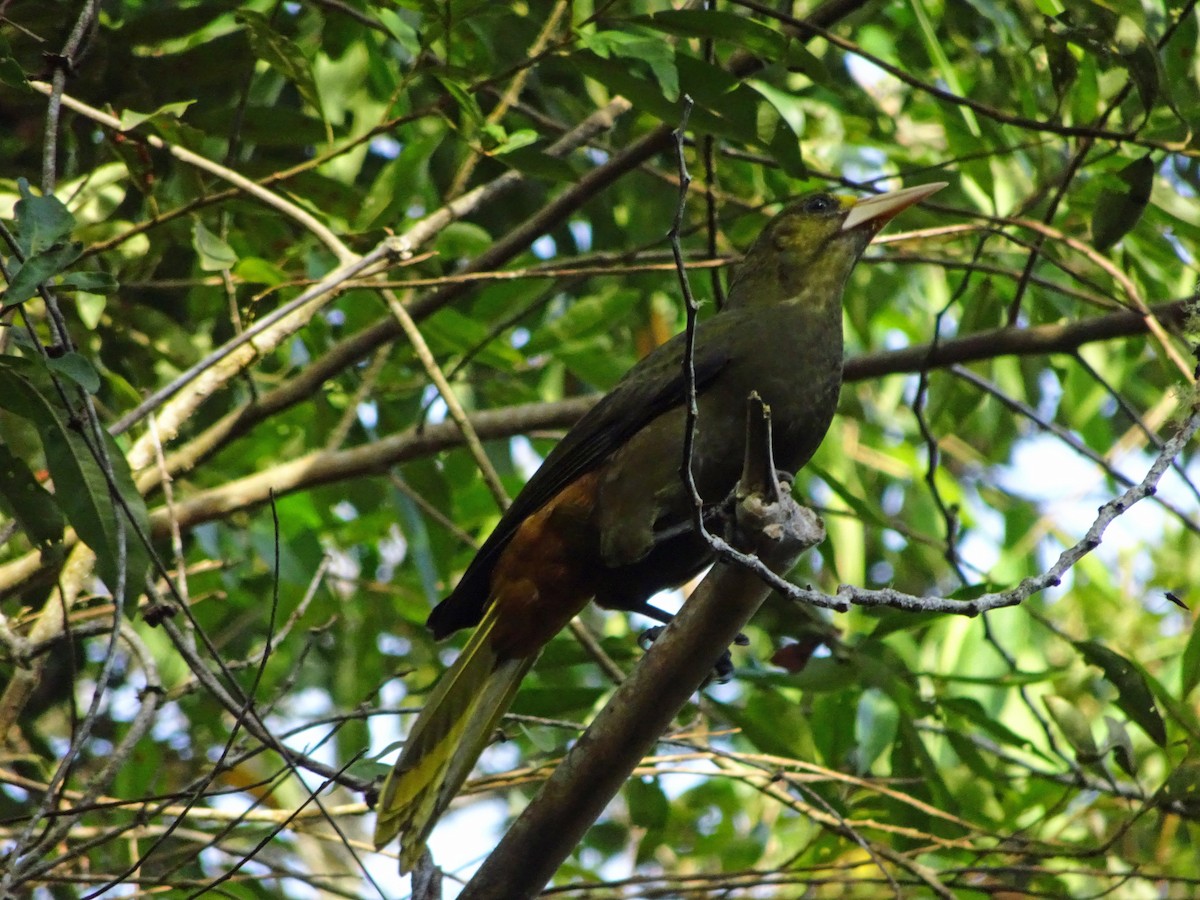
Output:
[374, 182, 945, 870]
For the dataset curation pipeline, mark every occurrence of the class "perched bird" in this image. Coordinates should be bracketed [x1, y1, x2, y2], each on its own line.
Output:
[373, 182, 945, 870]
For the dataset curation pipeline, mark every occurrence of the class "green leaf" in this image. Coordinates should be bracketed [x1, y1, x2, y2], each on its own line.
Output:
[571, 51, 749, 142]
[891, 713, 956, 812]
[626, 776, 670, 829]
[1103, 715, 1137, 777]
[420, 308, 522, 370]
[1076, 640, 1167, 746]
[495, 147, 580, 183]
[0, 442, 64, 550]
[375, 8, 422, 57]
[13, 178, 75, 255]
[1126, 654, 1200, 743]
[748, 79, 806, 142]
[1, 181, 84, 308]
[863, 608, 943, 640]
[435, 221, 494, 261]
[579, 29, 678, 102]
[436, 74, 485, 128]
[117, 100, 196, 132]
[637, 9, 785, 57]
[524, 289, 641, 356]
[233, 257, 289, 286]
[43, 426, 132, 598]
[192, 220, 239, 271]
[0, 359, 150, 604]
[1092, 155, 1154, 251]
[0, 33, 29, 90]
[711, 688, 811, 758]
[3, 241, 84, 307]
[854, 687, 899, 773]
[0, 359, 52, 422]
[1113, 16, 1160, 115]
[1181, 616, 1200, 698]
[237, 10, 324, 117]
[1044, 695, 1100, 762]
[46, 352, 101, 394]
[1043, 27, 1079, 100]
[392, 482, 441, 602]
[1158, 760, 1200, 817]
[486, 127, 539, 157]
[807, 465, 891, 530]
[76, 292, 107, 330]
[944, 728, 998, 785]
[56, 271, 118, 294]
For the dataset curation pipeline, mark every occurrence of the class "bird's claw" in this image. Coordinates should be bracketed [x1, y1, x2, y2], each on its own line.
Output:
[637, 624, 664, 653]
[638, 625, 743, 685]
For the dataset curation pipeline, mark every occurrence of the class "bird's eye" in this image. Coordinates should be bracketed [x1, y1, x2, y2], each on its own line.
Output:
[803, 195, 837, 214]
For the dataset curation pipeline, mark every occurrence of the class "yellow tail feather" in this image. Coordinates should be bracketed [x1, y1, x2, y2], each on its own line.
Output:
[373, 603, 537, 872]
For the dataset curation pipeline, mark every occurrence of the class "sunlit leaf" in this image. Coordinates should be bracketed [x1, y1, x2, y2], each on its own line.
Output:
[192, 220, 238, 271]
[1182, 617, 1200, 698]
[117, 100, 196, 132]
[1045, 695, 1100, 762]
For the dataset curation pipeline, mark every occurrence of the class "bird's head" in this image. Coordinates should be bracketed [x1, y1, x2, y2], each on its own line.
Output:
[727, 182, 946, 311]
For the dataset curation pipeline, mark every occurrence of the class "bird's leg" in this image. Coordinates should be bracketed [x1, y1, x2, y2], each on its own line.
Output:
[628, 601, 749, 684]
[645, 505, 727, 545]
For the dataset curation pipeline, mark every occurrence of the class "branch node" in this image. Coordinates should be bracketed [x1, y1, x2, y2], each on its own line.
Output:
[383, 234, 415, 262]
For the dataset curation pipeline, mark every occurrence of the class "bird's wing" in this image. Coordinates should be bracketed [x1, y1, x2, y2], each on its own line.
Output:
[426, 325, 732, 638]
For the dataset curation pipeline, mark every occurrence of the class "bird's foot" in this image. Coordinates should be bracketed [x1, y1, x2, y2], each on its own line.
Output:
[638, 625, 748, 685]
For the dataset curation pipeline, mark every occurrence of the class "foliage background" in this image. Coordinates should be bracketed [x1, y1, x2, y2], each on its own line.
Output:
[2, 0, 1199, 896]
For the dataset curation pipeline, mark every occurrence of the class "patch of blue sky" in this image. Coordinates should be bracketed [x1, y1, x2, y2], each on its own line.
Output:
[146, 701, 190, 751]
[845, 54, 891, 94]
[369, 135, 402, 159]
[290, 335, 311, 366]
[422, 384, 448, 424]
[267, 688, 340, 794]
[532, 234, 557, 260]
[1161, 157, 1196, 199]
[376, 631, 411, 658]
[1035, 367, 1063, 422]
[357, 399, 379, 429]
[882, 328, 911, 350]
[366, 799, 508, 898]
[992, 432, 1197, 591]
[1164, 229, 1195, 264]
[375, 523, 408, 582]
[955, 487, 1007, 576]
[106, 681, 147, 723]
[568, 219, 593, 252]
[841, 146, 890, 188]
[510, 434, 543, 481]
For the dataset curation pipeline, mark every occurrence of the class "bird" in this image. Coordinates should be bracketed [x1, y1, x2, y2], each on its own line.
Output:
[373, 181, 946, 871]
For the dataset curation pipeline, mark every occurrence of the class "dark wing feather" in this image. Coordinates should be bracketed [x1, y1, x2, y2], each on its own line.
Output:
[427, 327, 731, 638]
